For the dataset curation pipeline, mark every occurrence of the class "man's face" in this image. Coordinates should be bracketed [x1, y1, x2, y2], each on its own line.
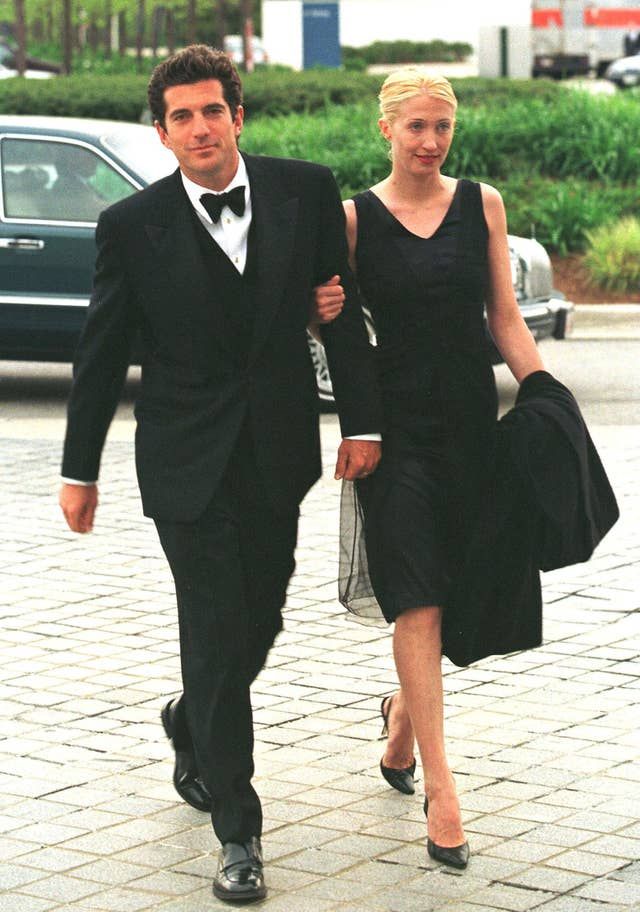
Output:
[155, 79, 244, 190]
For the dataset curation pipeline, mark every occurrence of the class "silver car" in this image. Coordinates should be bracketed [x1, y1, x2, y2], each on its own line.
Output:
[605, 54, 640, 88]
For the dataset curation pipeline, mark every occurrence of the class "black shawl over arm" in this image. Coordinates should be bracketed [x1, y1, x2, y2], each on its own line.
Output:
[443, 370, 619, 667]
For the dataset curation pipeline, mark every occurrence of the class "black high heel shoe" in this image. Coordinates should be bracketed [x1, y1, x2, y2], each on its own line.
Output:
[424, 796, 469, 869]
[379, 695, 416, 795]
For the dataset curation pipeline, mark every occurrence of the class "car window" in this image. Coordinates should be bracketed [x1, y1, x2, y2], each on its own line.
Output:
[1, 137, 137, 222]
[102, 124, 176, 185]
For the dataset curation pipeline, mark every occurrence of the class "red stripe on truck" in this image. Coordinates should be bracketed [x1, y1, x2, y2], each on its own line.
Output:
[532, 9, 563, 28]
[584, 8, 640, 28]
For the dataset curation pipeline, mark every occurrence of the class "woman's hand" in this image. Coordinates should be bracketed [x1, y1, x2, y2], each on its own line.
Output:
[310, 274, 345, 326]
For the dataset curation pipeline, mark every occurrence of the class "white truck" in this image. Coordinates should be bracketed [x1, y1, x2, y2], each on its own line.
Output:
[532, 0, 640, 77]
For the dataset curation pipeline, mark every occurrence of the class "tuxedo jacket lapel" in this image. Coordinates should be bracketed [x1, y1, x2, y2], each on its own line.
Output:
[243, 155, 299, 363]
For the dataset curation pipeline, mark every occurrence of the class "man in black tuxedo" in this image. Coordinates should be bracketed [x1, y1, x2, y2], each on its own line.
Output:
[59, 46, 381, 903]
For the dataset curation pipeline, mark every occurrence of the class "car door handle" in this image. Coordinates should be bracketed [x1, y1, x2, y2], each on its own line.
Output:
[0, 237, 45, 250]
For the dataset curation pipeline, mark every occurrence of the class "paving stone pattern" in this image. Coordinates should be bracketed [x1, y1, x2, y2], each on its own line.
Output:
[0, 416, 638, 912]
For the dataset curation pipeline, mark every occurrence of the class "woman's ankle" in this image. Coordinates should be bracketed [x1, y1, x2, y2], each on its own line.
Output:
[382, 692, 415, 767]
[424, 770, 459, 801]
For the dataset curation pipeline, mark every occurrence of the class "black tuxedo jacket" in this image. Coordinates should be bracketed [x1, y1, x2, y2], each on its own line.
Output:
[62, 154, 382, 521]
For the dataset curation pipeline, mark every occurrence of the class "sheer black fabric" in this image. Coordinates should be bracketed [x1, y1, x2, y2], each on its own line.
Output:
[339, 478, 384, 625]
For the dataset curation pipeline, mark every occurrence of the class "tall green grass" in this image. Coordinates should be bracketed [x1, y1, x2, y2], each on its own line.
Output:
[453, 92, 640, 182]
[498, 175, 640, 256]
[584, 218, 640, 292]
[243, 102, 387, 197]
[242, 92, 640, 253]
[243, 91, 640, 184]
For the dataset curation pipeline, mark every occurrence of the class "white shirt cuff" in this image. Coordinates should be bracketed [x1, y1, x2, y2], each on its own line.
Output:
[345, 434, 382, 441]
[61, 477, 97, 486]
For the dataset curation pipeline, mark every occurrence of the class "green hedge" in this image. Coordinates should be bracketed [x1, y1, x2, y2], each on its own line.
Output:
[342, 40, 473, 66]
[0, 70, 563, 121]
[243, 70, 382, 116]
[0, 75, 150, 121]
[0, 70, 382, 120]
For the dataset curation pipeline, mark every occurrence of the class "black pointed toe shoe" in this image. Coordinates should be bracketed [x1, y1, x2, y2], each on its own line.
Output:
[379, 757, 417, 795]
[379, 695, 416, 795]
[424, 797, 470, 870]
[161, 698, 212, 813]
[213, 837, 266, 904]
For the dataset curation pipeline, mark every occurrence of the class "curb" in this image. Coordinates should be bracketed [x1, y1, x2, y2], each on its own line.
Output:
[571, 303, 640, 340]
[574, 303, 640, 313]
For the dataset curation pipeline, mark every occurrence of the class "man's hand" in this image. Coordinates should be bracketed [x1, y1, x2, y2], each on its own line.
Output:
[59, 483, 98, 534]
[310, 275, 345, 325]
[334, 439, 381, 481]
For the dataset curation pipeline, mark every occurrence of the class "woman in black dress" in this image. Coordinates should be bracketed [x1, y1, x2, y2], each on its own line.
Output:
[314, 69, 546, 868]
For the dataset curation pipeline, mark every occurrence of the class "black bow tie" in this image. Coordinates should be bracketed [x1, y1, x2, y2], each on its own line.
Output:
[199, 186, 246, 223]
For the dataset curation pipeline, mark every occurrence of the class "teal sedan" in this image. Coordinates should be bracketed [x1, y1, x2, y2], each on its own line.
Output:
[0, 115, 175, 360]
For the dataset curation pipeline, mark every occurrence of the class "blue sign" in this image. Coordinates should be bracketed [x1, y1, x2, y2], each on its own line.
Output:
[303, 2, 341, 69]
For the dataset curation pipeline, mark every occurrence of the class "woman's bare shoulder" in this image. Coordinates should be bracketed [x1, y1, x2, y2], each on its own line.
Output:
[478, 181, 504, 211]
[342, 200, 358, 265]
[343, 199, 358, 232]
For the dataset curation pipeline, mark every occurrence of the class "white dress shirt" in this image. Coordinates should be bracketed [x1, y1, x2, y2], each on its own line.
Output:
[181, 158, 251, 273]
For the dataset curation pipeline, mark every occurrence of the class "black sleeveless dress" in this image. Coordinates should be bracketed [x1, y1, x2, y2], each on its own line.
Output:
[339, 180, 499, 624]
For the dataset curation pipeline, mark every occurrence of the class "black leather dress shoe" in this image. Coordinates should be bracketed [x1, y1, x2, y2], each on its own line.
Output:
[213, 837, 266, 903]
[161, 698, 212, 813]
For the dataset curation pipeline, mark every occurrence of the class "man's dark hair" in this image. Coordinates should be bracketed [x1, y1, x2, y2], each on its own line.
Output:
[148, 44, 243, 127]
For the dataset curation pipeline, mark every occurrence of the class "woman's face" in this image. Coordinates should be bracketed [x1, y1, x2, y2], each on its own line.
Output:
[380, 92, 455, 177]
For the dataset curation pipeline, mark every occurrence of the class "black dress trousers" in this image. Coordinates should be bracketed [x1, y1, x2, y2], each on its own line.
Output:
[154, 427, 299, 844]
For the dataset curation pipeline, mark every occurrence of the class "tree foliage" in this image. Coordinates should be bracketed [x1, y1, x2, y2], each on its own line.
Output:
[1, 0, 248, 41]
[0, 0, 251, 74]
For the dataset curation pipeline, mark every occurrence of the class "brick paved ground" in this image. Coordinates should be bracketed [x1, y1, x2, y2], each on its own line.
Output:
[0, 415, 638, 912]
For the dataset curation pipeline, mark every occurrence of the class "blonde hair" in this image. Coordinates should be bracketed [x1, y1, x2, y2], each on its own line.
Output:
[378, 68, 458, 124]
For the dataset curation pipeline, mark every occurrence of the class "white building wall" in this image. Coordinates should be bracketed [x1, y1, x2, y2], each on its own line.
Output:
[479, 25, 532, 78]
[339, 0, 530, 47]
[262, 0, 532, 68]
[263, 0, 303, 69]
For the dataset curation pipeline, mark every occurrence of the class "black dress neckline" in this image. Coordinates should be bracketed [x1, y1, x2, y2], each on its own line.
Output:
[365, 180, 461, 241]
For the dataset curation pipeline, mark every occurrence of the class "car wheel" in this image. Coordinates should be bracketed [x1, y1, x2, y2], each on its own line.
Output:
[306, 331, 334, 402]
